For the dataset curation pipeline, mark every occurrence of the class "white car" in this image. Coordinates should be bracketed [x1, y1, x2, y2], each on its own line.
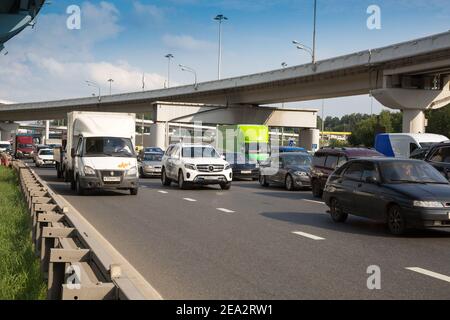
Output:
[36, 148, 56, 167]
[161, 144, 233, 190]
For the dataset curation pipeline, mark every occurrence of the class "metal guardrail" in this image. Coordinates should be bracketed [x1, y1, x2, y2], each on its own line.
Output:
[11, 160, 162, 300]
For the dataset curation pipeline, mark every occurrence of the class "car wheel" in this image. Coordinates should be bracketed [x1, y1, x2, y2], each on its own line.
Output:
[387, 205, 406, 236]
[76, 176, 85, 196]
[259, 175, 269, 187]
[161, 168, 171, 186]
[330, 198, 348, 223]
[285, 174, 295, 191]
[220, 182, 231, 190]
[312, 180, 323, 198]
[130, 188, 139, 195]
[178, 171, 188, 190]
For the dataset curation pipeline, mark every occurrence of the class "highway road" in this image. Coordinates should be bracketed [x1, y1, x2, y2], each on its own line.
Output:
[31, 163, 450, 300]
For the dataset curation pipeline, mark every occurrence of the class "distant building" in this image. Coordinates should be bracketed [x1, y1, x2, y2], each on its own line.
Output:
[320, 131, 352, 143]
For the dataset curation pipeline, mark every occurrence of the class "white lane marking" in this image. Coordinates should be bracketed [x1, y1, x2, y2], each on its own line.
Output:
[217, 208, 235, 213]
[183, 198, 197, 202]
[292, 231, 325, 241]
[302, 199, 325, 205]
[406, 267, 450, 283]
[158, 190, 168, 194]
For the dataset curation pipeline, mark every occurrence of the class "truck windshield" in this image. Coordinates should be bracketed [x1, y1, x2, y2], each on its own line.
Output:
[18, 144, 33, 148]
[0, 144, 10, 149]
[84, 137, 135, 157]
[245, 142, 269, 154]
[182, 147, 219, 158]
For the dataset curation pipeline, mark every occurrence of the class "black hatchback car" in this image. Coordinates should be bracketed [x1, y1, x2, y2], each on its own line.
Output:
[323, 158, 450, 235]
[424, 141, 450, 181]
[311, 147, 384, 198]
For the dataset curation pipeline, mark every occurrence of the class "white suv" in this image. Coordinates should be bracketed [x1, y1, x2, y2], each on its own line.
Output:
[161, 144, 233, 190]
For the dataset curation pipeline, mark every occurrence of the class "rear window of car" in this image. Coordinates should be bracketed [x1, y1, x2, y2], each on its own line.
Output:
[313, 154, 326, 167]
[429, 146, 450, 163]
[325, 155, 339, 169]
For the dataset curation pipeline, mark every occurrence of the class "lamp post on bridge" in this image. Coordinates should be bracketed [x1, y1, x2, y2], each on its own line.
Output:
[292, 0, 317, 64]
[165, 54, 174, 88]
[85, 80, 101, 101]
[107, 78, 114, 96]
[179, 64, 198, 90]
[214, 14, 228, 80]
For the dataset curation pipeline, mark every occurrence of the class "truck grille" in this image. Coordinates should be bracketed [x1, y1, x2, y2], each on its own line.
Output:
[196, 164, 225, 172]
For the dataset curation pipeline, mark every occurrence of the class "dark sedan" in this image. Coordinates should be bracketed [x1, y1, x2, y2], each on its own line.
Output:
[323, 158, 450, 235]
[224, 153, 259, 180]
[259, 152, 312, 191]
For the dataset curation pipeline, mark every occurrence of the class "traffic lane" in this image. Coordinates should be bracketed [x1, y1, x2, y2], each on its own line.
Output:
[33, 166, 450, 299]
[141, 178, 450, 298]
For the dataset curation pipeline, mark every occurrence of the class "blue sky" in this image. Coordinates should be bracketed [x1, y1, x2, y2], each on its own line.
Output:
[0, 0, 449, 117]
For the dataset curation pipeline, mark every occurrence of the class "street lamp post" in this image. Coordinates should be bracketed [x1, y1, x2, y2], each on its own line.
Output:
[292, 0, 317, 64]
[107, 78, 114, 95]
[86, 80, 101, 101]
[179, 64, 198, 89]
[214, 14, 228, 80]
[165, 54, 174, 88]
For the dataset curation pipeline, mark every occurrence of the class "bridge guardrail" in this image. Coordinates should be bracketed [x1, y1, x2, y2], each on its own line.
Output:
[11, 160, 161, 300]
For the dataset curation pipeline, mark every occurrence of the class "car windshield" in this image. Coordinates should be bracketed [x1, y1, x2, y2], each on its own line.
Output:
[0, 144, 10, 148]
[39, 150, 53, 156]
[379, 161, 449, 184]
[226, 153, 248, 164]
[420, 142, 439, 149]
[84, 137, 135, 157]
[182, 146, 219, 158]
[144, 154, 162, 161]
[283, 154, 312, 166]
[145, 147, 163, 153]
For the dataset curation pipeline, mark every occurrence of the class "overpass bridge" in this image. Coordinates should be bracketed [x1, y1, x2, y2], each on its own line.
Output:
[1, 30, 450, 138]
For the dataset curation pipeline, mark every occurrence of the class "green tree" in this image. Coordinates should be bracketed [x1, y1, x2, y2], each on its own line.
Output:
[426, 104, 450, 138]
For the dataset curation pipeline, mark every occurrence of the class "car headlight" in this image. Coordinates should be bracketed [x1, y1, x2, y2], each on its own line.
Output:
[127, 167, 137, 176]
[413, 201, 444, 208]
[294, 171, 308, 176]
[185, 163, 196, 170]
[84, 166, 96, 176]
[225, 164, 231, 170]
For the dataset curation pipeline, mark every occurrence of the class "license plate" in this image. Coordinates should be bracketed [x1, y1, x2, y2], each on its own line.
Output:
[103, 177, 121, 182]
[205, 176, 218, 180]
[241, 170, 252, 174]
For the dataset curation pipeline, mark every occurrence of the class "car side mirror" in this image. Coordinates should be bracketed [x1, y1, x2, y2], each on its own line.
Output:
[365, 176, 378, 184]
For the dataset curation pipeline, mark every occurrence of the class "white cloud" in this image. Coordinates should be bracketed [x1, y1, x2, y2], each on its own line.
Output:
[162, 34, 214, 51]
[133, 1, 165, 22]
[0, 1, 168, 104]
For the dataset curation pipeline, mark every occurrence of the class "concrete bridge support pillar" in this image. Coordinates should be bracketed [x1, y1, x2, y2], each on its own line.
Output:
[299, 129, 320, 152]
[0, 122, 19, 141]
[402, 109, 426, 134]
[149, 122, 168, 150]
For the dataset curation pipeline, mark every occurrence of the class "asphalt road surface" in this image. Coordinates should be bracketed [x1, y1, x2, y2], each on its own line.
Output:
[31, 163, 450, 299]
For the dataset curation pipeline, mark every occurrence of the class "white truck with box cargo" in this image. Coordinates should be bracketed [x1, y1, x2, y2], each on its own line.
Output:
[64, 111, 139, 195]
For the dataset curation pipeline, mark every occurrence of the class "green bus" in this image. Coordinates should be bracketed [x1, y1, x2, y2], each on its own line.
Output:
[217, 125, 270, 162]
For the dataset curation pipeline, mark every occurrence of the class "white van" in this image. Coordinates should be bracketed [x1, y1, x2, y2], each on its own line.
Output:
[64, 112, 139, 195]
[375, 133, 448, 158]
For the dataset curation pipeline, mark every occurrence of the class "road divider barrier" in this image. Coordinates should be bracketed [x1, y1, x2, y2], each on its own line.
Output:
[12, 160, 162, 300]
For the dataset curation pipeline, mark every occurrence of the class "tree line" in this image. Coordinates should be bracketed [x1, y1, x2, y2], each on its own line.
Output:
[319, 103, 450, 148]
